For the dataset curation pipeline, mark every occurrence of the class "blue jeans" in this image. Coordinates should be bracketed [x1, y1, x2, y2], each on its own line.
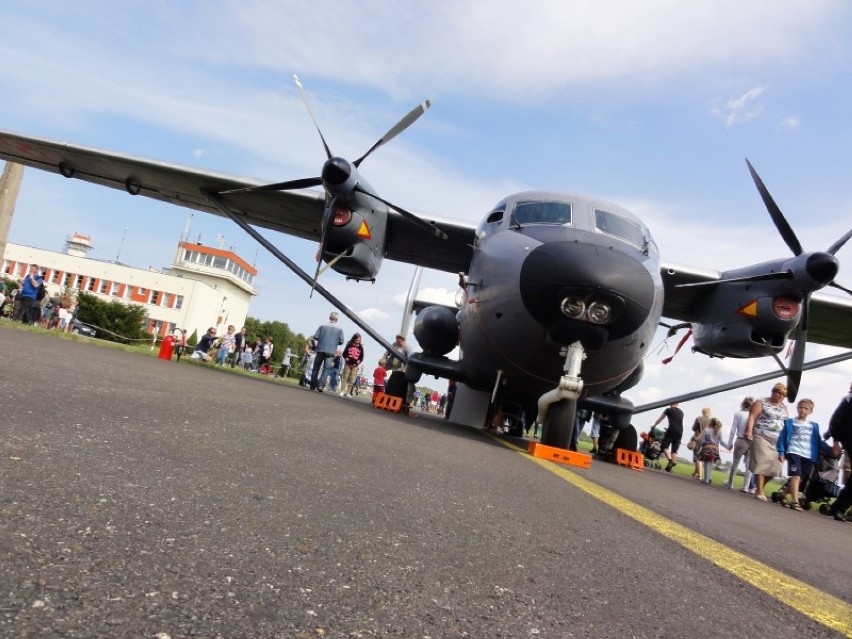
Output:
[216, 347, 230, 365]
[327, 368, 340, 391]
[310, 353, 334, 389]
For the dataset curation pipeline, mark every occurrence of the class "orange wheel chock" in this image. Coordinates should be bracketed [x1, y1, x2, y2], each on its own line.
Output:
[528, 441, 592, 469]
[616, 448, 644, 471]
[374, 392, 403, 413]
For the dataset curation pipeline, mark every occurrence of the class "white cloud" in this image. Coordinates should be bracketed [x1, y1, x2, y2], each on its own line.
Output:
[711, 87, 766, 128]
[777, 116, 800, 129]
[358, 308, 392, 321]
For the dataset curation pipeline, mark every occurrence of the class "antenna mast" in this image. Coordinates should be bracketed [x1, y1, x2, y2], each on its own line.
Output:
[115, 227, 127, 262]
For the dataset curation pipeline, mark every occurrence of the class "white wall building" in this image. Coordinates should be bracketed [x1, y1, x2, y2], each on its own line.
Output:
[3, 234, 256, 339]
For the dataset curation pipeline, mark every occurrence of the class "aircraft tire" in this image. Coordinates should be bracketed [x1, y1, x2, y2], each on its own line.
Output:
[540, 399, 576, 450]
[612, 424, 638, 453]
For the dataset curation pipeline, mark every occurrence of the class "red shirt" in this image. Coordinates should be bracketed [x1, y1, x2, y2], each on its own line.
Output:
[373, 366, 387, 386]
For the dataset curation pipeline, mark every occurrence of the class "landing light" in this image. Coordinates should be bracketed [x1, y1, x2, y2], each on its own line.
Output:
[560, 297, 585, 319]
[587, 301, 612, 324]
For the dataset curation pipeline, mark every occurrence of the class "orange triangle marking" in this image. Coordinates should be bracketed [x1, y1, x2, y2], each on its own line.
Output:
[357, 221, 371, 239]
[737, 300, 758, 317]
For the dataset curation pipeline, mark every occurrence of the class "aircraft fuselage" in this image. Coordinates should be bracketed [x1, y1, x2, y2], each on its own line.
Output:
[454, 191, 663, 403]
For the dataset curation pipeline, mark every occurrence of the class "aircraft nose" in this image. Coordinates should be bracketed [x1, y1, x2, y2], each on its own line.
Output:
[805, 252, 839, 285]
[519, 242, 656, 347]
[322, 157, 351, 187]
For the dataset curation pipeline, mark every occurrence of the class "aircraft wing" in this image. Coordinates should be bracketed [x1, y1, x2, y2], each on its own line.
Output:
[661, 260, 852, 348]
[0, 130, 475, 274]
[659, 261, 721, 322]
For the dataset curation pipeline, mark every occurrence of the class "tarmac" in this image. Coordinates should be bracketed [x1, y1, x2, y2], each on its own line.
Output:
[1, 326, 850, 638]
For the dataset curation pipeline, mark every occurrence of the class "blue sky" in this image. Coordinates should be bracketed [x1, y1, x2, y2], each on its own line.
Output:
[2, 1, 851, 441]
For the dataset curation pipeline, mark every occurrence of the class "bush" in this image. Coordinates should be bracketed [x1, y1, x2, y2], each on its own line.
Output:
[75, 292, 150, 343]
[243, 317, 307, 360]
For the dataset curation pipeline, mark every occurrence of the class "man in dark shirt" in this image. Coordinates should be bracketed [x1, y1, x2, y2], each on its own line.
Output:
[828, 382, 852, 521]
[191, 327, 218, 362]
[652, 402, 685, 472]
[17, 264, 43, 324]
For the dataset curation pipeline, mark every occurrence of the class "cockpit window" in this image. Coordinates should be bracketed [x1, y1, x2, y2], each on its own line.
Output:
[475, 208, 505, 242]
[594, 209, 646, 249]
[486, 210, 503, 225]
[513, 201, 572, 225]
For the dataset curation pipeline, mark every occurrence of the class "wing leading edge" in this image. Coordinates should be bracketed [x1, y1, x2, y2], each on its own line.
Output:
[0, 129, 475, 274]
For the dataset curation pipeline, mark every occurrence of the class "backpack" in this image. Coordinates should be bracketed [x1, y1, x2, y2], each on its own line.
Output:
[36, 283, 46, 301]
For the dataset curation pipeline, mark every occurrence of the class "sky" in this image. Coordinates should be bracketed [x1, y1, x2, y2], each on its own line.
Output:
[1, 1, 852, 454]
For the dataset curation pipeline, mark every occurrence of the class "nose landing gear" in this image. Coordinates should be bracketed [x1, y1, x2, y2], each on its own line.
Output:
[535, 341, 585, 450]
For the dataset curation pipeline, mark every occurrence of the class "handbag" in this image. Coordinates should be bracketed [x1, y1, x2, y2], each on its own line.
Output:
[686, 434, 700, 451]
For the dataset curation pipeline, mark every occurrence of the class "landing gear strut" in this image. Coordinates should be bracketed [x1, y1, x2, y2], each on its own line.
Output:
[535, 341, 585, 449]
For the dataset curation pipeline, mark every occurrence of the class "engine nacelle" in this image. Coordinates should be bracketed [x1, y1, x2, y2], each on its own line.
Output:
[691, 294, 798, 358]
[413, 305, 459, 356]
[321, 196, 388, 280]
[322, 238, 384, 280]
[692, 319, 790, 358]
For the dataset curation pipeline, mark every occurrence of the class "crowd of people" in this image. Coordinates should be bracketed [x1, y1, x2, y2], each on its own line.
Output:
[2, 265, 83, 332]
[647, 381, 852, 521]
[181, 312, 441, 410]
[298, 312, 444, 408]
[183, 325, 278, 373]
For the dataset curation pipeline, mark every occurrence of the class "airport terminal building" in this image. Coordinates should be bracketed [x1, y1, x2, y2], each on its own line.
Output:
[2, 234, 256, 338]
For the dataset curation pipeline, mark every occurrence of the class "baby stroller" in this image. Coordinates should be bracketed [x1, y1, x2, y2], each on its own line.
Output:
[640, 427, 665, 469]
[772, 441, 842, 511]
[816, 448, 848, 516]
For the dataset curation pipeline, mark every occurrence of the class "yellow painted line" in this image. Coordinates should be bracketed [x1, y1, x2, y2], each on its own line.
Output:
[494, 437, 852, 636]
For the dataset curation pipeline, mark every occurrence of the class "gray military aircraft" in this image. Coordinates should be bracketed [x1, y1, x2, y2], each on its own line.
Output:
[1, 80, 851, 453]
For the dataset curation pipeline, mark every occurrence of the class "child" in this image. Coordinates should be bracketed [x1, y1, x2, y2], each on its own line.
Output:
[372, 358, 388, 403]
[697, 417, 730, 485]
[339, 334, 364, 396]
[216, 325, 236, 365]
[776, 398, 821, 511]
[241, 344, 254, 370]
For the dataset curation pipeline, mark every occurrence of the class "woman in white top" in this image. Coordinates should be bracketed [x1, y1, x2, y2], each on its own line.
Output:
[724, 397, 754, 491]
[745, 382, 790, 501]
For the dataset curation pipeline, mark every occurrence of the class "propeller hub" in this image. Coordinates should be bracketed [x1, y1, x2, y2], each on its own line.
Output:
[805, 252, 839, 285]
[322, 157, 352, 188]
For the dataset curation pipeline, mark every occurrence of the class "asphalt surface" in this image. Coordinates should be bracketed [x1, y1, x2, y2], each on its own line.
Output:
[1, 327, 850, 638]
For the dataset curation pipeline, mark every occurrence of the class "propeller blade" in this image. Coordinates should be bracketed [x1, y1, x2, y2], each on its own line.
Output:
[310, 203, 337, 296]
[674, 271, 793, 288]
[786, 353, 803, 403]
[827, 227, 852, 256]
[220, 176, 322, 195]
[785, 291, 811, 403]
[828, 281, 852, 296]
[294, 74, 333, 160]
[745, 159, 804, 256]
[353, 99, 432, 168]
[354, 185, 448, 239]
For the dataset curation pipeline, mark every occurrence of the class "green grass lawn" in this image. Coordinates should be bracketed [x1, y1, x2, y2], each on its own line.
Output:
[573, 436, 784, 489]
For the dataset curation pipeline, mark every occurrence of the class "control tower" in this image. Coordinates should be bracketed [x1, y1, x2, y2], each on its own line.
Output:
[63, 232, 95, 257]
